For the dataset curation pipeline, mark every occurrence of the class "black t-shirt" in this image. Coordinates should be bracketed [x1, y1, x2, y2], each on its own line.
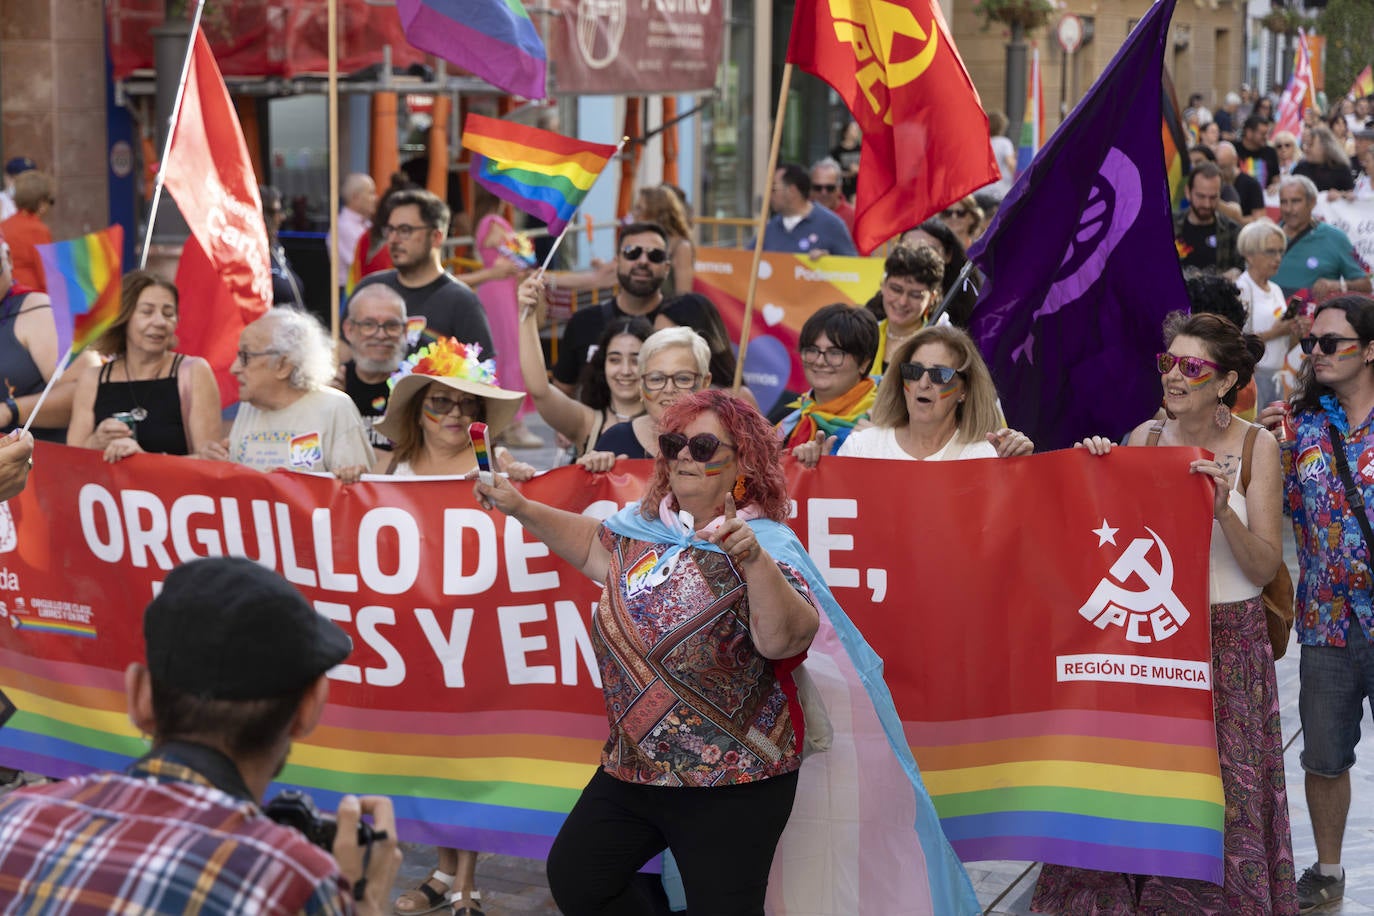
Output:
[1292, 160, 1356, 192]
[551, 298, 660, 387]
[342, 361, 393, 452]
[1237, 141, 1281, 189]
[1177, 218, 1224, 270]
[352, 271, 495, 359]
[1230, 172, 1265, 216]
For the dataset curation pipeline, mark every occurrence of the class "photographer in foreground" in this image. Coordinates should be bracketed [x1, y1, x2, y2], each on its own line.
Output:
[0, 556, 401, 914]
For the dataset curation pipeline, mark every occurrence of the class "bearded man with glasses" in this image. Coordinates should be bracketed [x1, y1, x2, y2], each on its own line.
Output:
[550, 222, 672, 396]
[337, 283, 409, 462]
[349, 189, 495, 360]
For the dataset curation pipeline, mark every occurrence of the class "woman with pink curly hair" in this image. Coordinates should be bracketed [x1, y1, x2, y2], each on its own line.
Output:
[474, 389, 819, 915]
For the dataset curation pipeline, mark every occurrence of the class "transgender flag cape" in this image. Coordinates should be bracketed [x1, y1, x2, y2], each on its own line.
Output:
[605, 506, 979, 915]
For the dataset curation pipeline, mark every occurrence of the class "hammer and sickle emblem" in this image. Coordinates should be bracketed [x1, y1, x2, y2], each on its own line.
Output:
[828, 0, 940, 125]
[1076, 527, 1191, 632]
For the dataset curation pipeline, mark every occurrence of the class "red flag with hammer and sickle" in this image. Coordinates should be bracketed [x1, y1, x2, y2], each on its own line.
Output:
[788, 0, 999, 254]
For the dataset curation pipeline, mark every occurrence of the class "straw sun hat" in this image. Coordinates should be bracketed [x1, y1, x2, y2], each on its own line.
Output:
[374, 338, 525, 443]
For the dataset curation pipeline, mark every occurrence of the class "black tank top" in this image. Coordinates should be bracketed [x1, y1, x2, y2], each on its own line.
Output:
[92, 354, 189, 455]
[0, 289, 64, 443]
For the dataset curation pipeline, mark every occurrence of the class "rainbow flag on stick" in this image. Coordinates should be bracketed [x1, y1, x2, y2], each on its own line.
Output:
[1016, 47, 1044, 174]
[1349, 65, 1373, 101]
[462, 114, 620, 239]
[396, 0, 546, 100]
[35, 224, 123, 356]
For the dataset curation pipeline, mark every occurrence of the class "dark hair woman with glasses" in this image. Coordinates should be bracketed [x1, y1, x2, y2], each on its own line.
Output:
[1043, 311, 1297, 915]
[473, 389, 819, 915]
[838, 325, 1030, 460]
[777, 304, 879, 466]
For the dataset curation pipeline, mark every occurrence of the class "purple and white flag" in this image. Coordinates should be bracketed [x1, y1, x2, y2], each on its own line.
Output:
[969, 0, 1185, 451]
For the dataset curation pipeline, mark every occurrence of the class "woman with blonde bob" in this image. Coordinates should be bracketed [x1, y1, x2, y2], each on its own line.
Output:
[838, 325, 1031, 460]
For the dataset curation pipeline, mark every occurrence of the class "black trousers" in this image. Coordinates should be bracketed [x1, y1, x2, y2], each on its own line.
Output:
[546, 767, 800, 916]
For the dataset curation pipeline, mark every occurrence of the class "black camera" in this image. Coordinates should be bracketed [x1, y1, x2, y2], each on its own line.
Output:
[264, 789, 376, 851]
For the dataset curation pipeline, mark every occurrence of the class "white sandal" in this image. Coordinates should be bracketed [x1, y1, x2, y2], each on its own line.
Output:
[448, 889, 485, 916]
[392, 869, 455, 915]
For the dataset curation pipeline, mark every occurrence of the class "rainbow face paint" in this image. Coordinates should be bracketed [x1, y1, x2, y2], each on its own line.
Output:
[469, 422, 492, 473]
[703, 458, 731, 476]
[1186, 372, 1214, 388]
[422, 404, 446, 425]
[937, 379, 961, 400]
[1335, 341, 1362, 360]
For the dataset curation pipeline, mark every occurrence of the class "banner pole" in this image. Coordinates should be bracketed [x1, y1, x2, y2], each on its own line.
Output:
[138, 0, 209, 270]
[327, 0, 341, 343]
[732, 62, 793, 393]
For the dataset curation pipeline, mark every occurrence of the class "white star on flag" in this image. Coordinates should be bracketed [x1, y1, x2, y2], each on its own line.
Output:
[1093, 520, 1119, 547]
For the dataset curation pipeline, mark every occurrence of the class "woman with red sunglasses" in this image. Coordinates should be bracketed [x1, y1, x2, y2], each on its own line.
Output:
[1038, 312, 1297, 914]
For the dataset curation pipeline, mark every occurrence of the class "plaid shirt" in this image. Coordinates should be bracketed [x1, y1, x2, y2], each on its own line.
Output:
[0, 744, 354, 915]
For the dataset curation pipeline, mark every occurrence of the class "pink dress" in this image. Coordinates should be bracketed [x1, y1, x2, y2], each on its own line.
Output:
[476, 213, 530, 417]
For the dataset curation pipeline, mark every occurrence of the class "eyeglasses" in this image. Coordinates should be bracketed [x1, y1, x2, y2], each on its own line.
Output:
[658, 432, 735, 463]
[620, 245, 668, 264]
[1156, 352, 1223, 378]
[1258, 247, 1286, 256]
[381, 223, 430, 240]
[236, 348, 279, 365]
[347, 318, 406, 336]
[942, 208, 969, 219]
[899, 362, 959, 385]
[641, 371, 702, 392]
[424, 395, 482, 417]
[1299, 335, 1364, 355]
[1275, 142, 1296, 149]
[800, 345, 852, 367]
[812, 183, 838, 193]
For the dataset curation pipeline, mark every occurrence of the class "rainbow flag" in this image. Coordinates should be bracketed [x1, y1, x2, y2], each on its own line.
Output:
[1348, 65, 1373, 101]
[462, 113, 619, 238]
[1161, 69, 1190, 211]
[1016, 47, 1044, 174]
[396, 0, 546, 100]
[35, 225, 123, 356]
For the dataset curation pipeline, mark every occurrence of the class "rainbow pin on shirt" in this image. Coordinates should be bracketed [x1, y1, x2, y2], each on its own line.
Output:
[469, 421, 494, 484]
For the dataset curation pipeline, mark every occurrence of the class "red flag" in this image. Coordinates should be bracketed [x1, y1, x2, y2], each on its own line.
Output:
[787, 0, 999, 254]
[161, 29, 271, 405]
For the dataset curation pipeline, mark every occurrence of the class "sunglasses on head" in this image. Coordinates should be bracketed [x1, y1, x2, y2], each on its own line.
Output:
[899, 362, 959, 385]
[658, 432, 734, 463]
[1156, 352, 1222, 378]
[1299, 335, 1363, 355]
[621, 245, 668, 264]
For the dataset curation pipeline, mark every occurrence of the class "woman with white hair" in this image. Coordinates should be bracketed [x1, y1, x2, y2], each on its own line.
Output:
[1235, 219, 1293, 405]
[200, 309, 373, 477]
[587, 326, 711, 461]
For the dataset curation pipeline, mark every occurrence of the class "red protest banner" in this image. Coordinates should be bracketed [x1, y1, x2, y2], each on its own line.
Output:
[0, 443, 1220, 882]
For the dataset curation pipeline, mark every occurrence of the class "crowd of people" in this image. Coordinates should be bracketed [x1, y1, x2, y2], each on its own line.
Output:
[0, 81, 1371, 915]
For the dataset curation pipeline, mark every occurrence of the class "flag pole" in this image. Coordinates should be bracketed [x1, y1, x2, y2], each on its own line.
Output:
[20, 345, 76, 436]
[138, 0, 209, 269]
[522, 137, 629, 321]
[327, 0, 341, 343]
[732, 62, 793, 392]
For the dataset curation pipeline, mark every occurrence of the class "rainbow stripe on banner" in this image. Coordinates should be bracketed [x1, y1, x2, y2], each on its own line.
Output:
[462, 113, 618, 237]
[0, 645, 603, 858]
[35, 225, 123, 356]
[11, 619, 97, 639]
[910, 710, 1225, 881]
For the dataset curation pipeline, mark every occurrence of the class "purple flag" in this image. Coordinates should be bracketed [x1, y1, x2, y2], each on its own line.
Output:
[968, 0, 1186, 452]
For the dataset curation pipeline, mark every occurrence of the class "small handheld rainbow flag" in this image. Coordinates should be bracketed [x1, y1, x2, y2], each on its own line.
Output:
[461, 113, 619, 238]
[1349, 65, 1373, 102]
[35, 225, 123, 356]
[469, 421, 494, 483]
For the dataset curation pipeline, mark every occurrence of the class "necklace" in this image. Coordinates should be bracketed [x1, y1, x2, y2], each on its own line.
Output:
[610, 406, 643, 422]
[122, 354, 167, 423]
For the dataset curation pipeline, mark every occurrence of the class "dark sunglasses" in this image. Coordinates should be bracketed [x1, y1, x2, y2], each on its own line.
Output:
[812, 183, 838, 193]
[1156, 352, 1222, 378]
[658, 432, 735, 463]
[942, 208, 969, 218]
[621, 245, 668, 264]
[899, 362, 959, 385]
[1299, 335, 1363, 355]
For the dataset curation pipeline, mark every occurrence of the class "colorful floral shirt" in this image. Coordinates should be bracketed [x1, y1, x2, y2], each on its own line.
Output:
[1283, 394, 1374, 646]
[594, 526, 810, 787]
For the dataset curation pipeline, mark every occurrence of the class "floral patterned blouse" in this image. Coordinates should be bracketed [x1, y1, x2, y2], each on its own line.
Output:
[593, 526, 810, 787]
[1284, 394, 1374, 646]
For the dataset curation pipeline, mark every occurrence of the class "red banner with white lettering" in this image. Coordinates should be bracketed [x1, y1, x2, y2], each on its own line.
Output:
[0, 443, 1221, 882]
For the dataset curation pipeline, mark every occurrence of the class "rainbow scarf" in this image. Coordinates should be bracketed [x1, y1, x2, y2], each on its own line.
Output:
[35, 225, 123, 355]
[778, 378, 877, 450]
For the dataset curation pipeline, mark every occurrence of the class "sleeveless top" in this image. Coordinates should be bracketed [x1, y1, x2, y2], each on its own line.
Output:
[93, 354, 189, 455]
[0, 289, 63, 443]
[1148, 421, 1261, 603]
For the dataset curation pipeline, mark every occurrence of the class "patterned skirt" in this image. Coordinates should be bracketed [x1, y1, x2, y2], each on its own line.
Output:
[1031, 596, 1299, 915]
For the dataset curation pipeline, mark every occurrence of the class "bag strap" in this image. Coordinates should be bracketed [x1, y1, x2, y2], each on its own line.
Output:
[1145, 420, 1165, 446]
[1327, 422, 1374, 560]
[1240, 423, 1259, 494]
